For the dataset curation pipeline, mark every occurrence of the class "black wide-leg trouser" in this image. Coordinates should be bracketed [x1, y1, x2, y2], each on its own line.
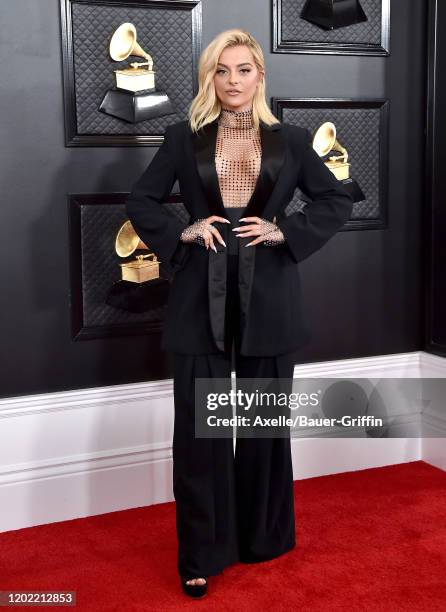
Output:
[172, 206, 297, 580]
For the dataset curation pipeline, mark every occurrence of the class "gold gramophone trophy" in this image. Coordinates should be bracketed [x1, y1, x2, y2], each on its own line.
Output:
[105, 220, 170, 313]
[301, 0, 367, 30]
[99, 22, 175, 123]
[305, 121, 364, 203]
[115, 220, 160, 283]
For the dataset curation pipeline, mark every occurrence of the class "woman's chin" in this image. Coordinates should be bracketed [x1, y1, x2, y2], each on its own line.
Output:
[220, 97, 251, 111]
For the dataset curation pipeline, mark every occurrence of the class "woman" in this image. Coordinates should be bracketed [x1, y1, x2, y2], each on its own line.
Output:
[125, 29, 353, 598]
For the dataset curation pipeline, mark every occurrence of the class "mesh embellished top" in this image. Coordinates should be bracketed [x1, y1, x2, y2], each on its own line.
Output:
[215, 106, 262, 208]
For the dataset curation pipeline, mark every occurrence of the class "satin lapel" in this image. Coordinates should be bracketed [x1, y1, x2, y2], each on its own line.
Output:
[191, 120, 228, 350]
[240, 123, 286, 220]
[191, 120, 227, 219]
[208, 243, 227, 352]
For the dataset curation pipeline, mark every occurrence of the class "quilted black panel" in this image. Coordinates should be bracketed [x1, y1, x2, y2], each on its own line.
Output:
[80, 201, 189, 326]
[282, 105, 383, 219]
[281, 0, 382, 44]
[71, 1, 197, 134]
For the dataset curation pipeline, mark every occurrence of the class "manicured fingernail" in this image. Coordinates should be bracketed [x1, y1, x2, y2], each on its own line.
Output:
[221, 240, 226, 247]
[232, 227, 240, 231]
[212, 245, 217, 252]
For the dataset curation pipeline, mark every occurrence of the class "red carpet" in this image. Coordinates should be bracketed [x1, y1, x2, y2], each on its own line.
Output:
[1, 460, 446, 611]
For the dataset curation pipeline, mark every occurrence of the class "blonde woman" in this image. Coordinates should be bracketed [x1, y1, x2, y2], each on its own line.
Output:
[126, 28, 353, 598]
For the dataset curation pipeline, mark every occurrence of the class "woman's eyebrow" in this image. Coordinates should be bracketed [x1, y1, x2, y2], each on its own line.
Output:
[217, 62, 253, 68]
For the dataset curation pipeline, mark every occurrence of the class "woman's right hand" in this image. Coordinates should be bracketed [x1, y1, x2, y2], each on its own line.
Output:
[180, 215, 230, 252]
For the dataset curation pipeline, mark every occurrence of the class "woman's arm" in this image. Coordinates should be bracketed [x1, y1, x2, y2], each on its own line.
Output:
[275, 128, 354, 264]
[125, 125, 190, 273]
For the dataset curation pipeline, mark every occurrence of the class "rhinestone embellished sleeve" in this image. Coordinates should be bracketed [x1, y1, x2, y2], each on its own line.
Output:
[180, 218, 209, 246]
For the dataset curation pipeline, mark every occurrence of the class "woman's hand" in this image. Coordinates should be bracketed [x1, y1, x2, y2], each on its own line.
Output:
[180, 215, 230, 252]
[232, 216, 285, 246]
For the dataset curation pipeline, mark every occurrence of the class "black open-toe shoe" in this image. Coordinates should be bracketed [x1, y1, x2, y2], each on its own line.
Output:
[181, 577, 208, 598]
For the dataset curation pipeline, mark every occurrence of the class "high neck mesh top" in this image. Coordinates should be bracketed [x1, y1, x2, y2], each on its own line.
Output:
[215, 106, 261, 208]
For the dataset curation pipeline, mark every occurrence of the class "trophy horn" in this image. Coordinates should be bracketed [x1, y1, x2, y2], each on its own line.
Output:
[115, 220, 150, 258]
[109, 22, 153, 69]
[312, 121, 348, 164]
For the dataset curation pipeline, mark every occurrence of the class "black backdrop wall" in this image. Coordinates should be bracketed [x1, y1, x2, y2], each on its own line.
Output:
[0, 0, 428, 399]
[425, 0, 446, 358]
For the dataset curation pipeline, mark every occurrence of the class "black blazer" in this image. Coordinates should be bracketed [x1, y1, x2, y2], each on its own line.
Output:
[125, 117, 353, 356]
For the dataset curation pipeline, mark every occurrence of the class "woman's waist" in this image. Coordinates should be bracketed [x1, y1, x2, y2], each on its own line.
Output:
[224, 206, 246, 254]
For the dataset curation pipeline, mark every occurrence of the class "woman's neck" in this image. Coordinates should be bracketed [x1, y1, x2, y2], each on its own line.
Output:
[218, 106, 254, 129]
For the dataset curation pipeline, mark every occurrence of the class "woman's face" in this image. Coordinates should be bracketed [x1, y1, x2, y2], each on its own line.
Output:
[213, 44, 264, 112]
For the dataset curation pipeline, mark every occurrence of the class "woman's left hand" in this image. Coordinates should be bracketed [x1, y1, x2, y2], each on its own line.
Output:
[232, 216, 285, 247]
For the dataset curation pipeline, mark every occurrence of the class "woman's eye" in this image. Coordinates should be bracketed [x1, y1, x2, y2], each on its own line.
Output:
[216, 69, 252, 75]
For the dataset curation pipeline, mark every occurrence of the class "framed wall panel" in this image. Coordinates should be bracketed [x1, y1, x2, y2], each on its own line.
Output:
[60, 0, 202, 146]
[272, 0, 390, 56]
[68, 192, 189, 340]
[273, 97, 389, 230]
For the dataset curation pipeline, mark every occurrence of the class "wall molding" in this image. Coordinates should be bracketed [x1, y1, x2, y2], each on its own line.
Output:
[0, 351, 444, 533]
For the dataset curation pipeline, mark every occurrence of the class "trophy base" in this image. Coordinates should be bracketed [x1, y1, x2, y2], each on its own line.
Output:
[300, 177, 365, 204]
[301, 0, 368, 30]
[98, 88, 175, 123]
[105, 278, 170, 313]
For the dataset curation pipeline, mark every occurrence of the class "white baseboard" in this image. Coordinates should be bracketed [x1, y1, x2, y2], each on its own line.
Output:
[1, 351, 445, 533]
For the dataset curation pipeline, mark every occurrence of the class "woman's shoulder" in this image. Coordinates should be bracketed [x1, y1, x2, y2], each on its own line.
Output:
[279, 122, 311, 152]
[164, 119, 191, 138]
[280, 121, 310, 139]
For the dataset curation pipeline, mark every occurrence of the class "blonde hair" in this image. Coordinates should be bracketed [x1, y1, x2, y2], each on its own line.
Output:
[188, 28, 280, 133]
